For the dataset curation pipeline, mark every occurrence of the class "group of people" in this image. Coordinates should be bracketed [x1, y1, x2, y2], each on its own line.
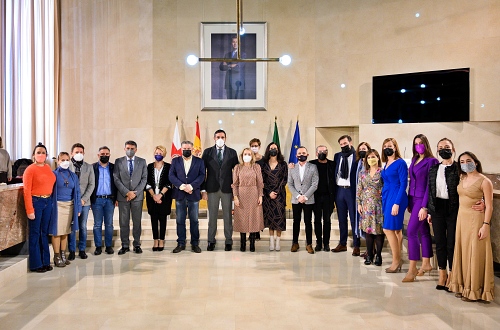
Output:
[21, 130, 495, 302]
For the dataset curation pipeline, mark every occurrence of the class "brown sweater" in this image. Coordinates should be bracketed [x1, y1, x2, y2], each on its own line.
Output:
[23, 164, 56, 214]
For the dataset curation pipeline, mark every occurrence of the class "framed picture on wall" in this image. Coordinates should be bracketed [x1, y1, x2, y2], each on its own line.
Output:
[201, 22, 267, 111]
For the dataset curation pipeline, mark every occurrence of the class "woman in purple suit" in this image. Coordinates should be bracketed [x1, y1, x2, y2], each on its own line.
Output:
[402, 134, 439, 282]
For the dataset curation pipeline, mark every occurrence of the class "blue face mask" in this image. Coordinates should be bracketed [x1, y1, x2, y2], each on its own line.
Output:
[154, 154, 164, 161]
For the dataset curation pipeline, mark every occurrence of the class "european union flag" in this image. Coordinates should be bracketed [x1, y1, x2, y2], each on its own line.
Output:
[288, 121, 301, 163]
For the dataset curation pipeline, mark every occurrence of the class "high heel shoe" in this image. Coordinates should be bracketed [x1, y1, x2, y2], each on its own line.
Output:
[385, 260, 403, 273]
[402, 271, 417, 282]
[417, 266, 433, 276]
[436, 273, 449, 291]
[158, 240, 164, 251]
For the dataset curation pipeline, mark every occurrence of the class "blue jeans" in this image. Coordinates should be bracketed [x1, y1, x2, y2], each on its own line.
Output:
[92, 198, 115, 248]
[175, 199, 200, 246]
[69, 204, 90, 252]
[29, 196, 52, 270]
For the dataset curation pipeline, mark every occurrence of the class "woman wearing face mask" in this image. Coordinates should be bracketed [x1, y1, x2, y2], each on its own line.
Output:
[448, 152, 494, 302]
[380, 138, 408, 273]
[402, 134, 439, 282]
[49, 152, 82, 267]
[22, 143, 56, 273]
[261, 143, 288, 251]
[357, 149, 385, 266]
[249, 138, 263, 240]
[232, 148, 265, 252]
[355, 142, 371, 258]
[145, 146, 172, 251]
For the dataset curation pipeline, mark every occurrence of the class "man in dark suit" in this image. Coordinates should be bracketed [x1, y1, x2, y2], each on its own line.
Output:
[90, 146, 117, 255]
[288, 146, 319, 254]
[201, 129, 239, 251]
[332, 135, 361, 256]
[169, 141, 206, 254]
[219, 36, 246, 99]
[113, 140, 147, 255]
[309, 145, 336, 252]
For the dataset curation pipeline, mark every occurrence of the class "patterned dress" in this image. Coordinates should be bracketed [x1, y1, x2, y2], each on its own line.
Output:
[261, 161, 288, 231]
[232, 164, 265, 233]
[356, 168, 384, 235]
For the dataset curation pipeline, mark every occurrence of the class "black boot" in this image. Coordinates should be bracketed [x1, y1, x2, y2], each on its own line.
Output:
[240, 233, 246, 252]
[249, 233, 256, 252]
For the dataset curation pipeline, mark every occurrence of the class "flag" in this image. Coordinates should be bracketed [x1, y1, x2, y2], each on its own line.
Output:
[272, 117, 280, 148]
[194, 116, 202, 157]
[288, 120, 301, 163]
[171, 118, 182, 158]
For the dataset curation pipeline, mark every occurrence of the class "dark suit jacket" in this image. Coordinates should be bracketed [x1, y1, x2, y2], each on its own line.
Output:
[201, 145, 239, 194]
[145, 162, 173, 215]
[90, 162, 117, 204]
[169, 156, 206, 202]
[219, 50, 246, 90]
[113, 156, 148, 202]
[333, 151, 359, 200]
[310, 158, 336, 211]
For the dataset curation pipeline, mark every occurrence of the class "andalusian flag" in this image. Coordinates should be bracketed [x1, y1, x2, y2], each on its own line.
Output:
[272, 116, 280, 148]
[194, 116, 202, 157]
[288, 120, 301, 164]
[171, 117, 182, 158]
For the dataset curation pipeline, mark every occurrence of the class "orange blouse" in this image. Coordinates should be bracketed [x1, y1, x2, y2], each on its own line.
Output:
[23, 164, 56, 214]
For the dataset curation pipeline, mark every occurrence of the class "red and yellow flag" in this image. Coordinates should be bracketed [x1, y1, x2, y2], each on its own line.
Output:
[193, 116, 202, 157]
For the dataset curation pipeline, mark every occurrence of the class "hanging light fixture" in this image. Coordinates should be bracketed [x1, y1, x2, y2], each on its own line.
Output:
[186, 0, 291, 66]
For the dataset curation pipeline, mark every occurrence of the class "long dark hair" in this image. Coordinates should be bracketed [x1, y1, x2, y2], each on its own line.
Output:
[458, 151, 483, 175]
[412, 134, 434, 159]
[32, 142, 47, 156]
[356, 141, 371, 162]
[263, 142, 284, 163]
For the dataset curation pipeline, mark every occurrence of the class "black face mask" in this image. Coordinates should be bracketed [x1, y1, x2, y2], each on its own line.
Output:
[297, 155, 307, 162]
[358, 151, 367, 159]
[318, 153, 327, 161]
[438, 149, 453, 160]
[383, 148, 394, 157]
[341, 145, 351, 153]
[99, 156, 110, 164]
[182, 150, 192, 158]
[269, 149, 278, 157]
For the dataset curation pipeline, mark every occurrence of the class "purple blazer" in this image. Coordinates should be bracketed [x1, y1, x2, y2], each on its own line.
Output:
[408, 157, 439, 211]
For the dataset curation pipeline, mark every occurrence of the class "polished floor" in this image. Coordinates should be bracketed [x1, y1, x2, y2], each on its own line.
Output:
[1, 242, 499, 330]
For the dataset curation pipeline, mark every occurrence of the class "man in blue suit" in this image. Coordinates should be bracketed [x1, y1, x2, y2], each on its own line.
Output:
[169, 141, 206, 253]
[332, 135, 361, 256]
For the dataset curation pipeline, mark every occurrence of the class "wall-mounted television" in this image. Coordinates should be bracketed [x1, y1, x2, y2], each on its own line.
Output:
[372, 68, 470, 124]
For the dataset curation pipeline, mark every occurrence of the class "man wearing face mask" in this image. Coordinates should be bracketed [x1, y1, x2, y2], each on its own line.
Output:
[169, 141, 206, 253]
[68, 143, 95, 260]
[309, 145, 336, 252]
[90, 146, 117, 255]
[113, 141, 148, 255]
[332, 135, 361, 256]
[288, 146, 319, 254]
[201, 129, 239, 251]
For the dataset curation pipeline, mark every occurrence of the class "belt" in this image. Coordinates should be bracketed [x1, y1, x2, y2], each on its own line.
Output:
[33, 194, 51, 198]
[338, 186, 350, 189]
[96, 195, 114, 199]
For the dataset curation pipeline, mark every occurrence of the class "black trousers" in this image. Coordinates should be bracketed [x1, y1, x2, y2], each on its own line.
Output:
[292, 203, 314, 245]
[313, 194, 333, 246]
[150, 214, 167, 240]
[0, 172, 7, 184]
[431, 198, 457, 270]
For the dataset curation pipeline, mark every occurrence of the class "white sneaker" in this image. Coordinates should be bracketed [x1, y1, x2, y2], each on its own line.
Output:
[275, 237, 281, 251]
[269, 237, 275, 251]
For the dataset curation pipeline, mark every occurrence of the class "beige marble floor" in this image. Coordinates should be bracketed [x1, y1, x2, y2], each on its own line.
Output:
[0, 243, 499, 330]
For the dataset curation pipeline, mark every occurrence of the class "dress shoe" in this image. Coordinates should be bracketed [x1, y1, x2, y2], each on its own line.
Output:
[105, 247, 114, 254]
[364, 257, 373, 265]
[314, 244, 322, 252]
[172, 245, 186, 253]
[323, 244, 330, 252]
[306, 245, 315, 254]
[158, 247, 164, 252]
[44, 265, 53, 271]
[374, 255, 382, 266]
[118, 247, 130, 255]
[152, 247, 158, 252]
[352, 247, 360, 256]
[79, 250, 88, 259]
[133, 246, 143, 254]
[331, 244, 347, 253]
[225, 244, 232, 251]
[291, 243, 299, 252]
[68, 251, 76, 260]
[207, 243, 216, 251]
[33, 267, 47, 273]
[94, 247, 102, 255]
[436, 285, 450, 291]
[192, 245, 201, 253]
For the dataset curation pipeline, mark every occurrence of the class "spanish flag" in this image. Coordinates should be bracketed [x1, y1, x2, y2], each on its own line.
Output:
[194, 116, 202, 157]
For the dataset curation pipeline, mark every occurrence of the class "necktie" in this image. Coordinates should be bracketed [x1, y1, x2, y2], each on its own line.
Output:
[128, 159, 133, 177]
[217, 148, 223, 166]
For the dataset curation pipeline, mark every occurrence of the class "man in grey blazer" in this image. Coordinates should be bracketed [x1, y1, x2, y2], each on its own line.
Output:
[113, 140, 147, 255]
[288, 146, 319, 254]
[68, 143, 95, 260]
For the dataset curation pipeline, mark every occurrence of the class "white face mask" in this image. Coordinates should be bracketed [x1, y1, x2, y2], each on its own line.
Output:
[215, 139, 225, 148]
[73, 153, 84, 162]
[250, 147, 259, 153]
[243, 155, 252, 163]
[60, 160, 70, 169]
